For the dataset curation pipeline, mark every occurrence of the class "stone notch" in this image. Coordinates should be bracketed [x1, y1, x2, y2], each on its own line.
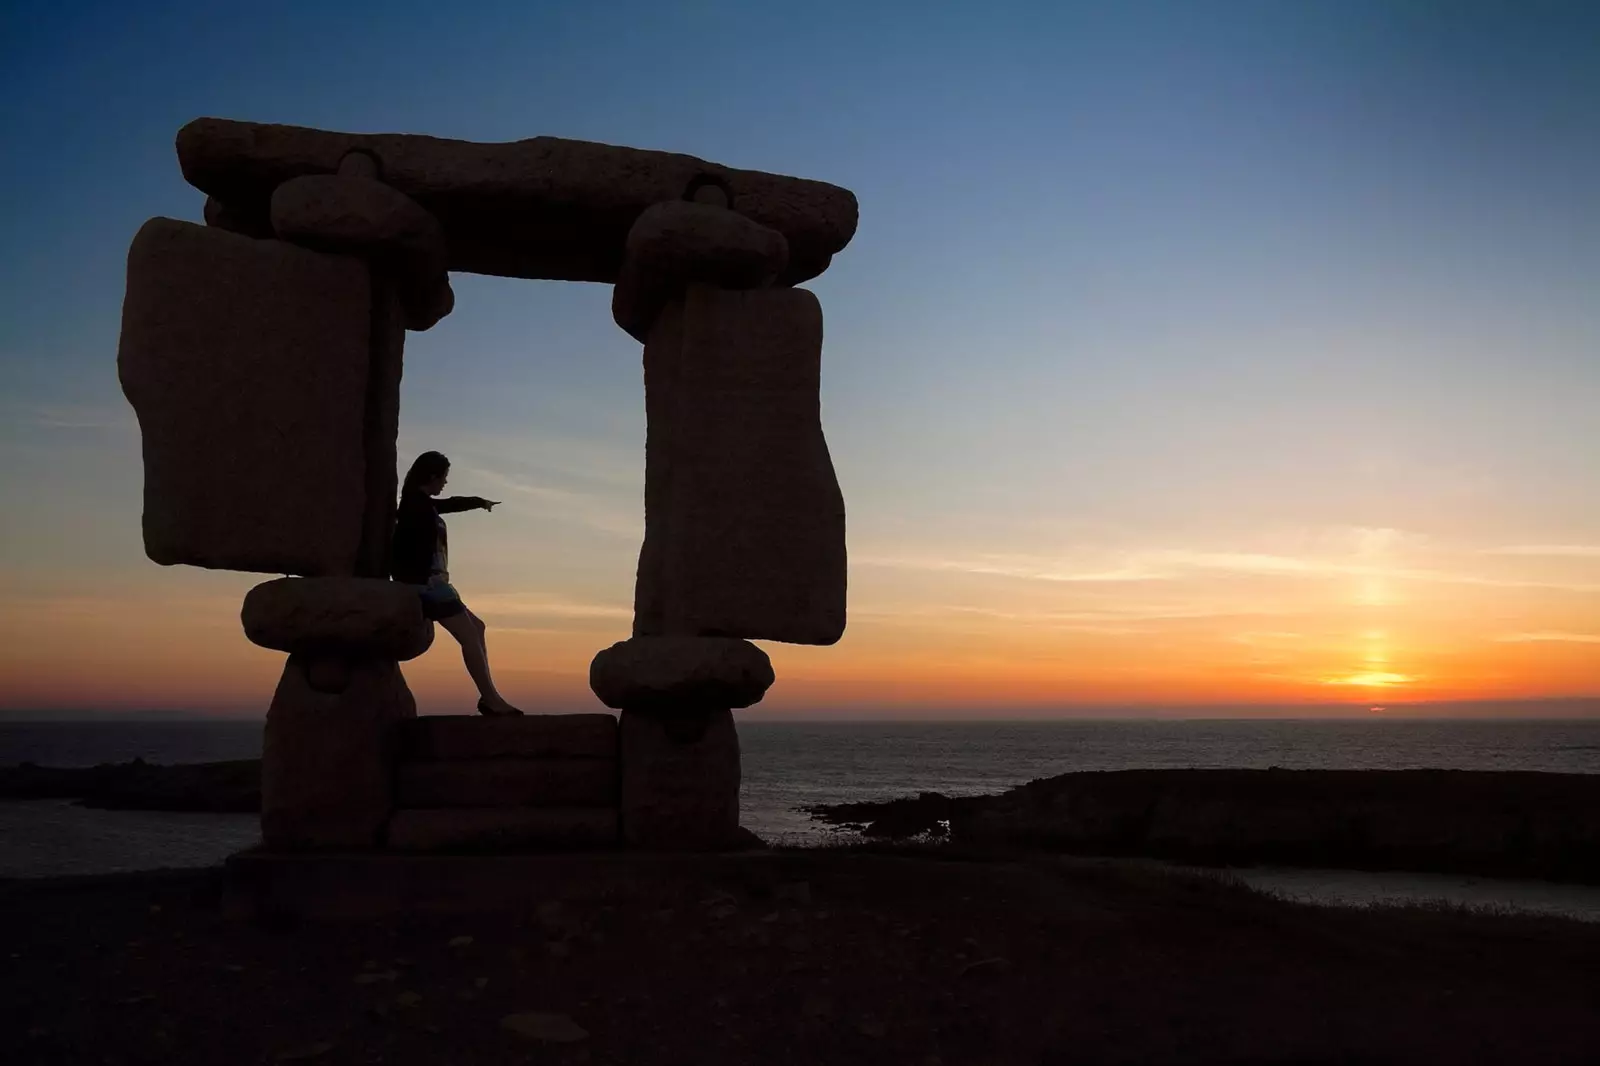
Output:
[590, 637, 774, 712]
[177, 117, 857, 285]
[117, 218, 371, 576]
[242, 577, 434, 661]
[612, 201, 788, 342]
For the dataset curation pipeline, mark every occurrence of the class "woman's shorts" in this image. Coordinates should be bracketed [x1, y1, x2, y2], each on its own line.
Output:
[416, 578, 467, 621]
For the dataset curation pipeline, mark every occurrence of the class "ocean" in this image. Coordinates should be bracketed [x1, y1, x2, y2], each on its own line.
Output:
[4, 717, 1600, 918]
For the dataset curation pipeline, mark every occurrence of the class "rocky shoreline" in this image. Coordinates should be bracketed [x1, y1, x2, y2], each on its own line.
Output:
[7, 759, 1600, 884]
[807, 767, 1600, 884]
[0, 758, 259, 812]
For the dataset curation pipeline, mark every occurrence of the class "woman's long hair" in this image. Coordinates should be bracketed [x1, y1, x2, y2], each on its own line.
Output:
[402, 451, 450, 494]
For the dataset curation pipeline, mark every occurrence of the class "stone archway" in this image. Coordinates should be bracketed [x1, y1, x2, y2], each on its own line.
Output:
[116, 118, 858, 852]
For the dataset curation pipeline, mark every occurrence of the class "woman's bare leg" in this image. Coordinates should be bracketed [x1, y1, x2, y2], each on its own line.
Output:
[438, 610, 521, 714]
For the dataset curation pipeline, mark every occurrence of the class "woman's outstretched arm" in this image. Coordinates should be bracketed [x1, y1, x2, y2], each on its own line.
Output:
[436, 496, 495, 514]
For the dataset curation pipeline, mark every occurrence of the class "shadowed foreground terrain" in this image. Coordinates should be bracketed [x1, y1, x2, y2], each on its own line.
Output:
[5, 849, 1599, 1065]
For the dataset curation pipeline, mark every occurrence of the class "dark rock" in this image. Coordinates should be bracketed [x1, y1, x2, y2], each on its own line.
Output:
[0, 759, 261, 812]
[807, 769, 1600, 883]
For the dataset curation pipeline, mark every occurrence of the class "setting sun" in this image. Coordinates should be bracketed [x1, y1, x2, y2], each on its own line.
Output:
[1328, 672, 1416, 689]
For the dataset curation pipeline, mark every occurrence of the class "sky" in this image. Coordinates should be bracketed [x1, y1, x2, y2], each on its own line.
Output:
[1, 0, 1597, 718]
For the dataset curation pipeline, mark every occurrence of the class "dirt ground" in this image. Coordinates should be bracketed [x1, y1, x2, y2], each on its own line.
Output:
[4, 849, 1599, 1065]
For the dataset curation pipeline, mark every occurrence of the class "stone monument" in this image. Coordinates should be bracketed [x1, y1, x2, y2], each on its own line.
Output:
[117, 118, 856, 853]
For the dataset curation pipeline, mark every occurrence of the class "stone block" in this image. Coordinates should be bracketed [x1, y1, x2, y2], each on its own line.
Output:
[387, 808, 619, 852]
[261, 654, 416, 850]
[242, 577, 433, 660]
[203, 195, 272, 238]
[270, 174, 453, 334]
[117, 217, 372, 576]
[619, 708, 740, 850]
[589, 636, 773, 711]
[395, 758, 616, 808]
[270, 174, 445, 262]
[176, 117, 857, 284]
[633, 286, 846, 645]
[612, 201, 788, 341]
[398, 714, 618, 761]
[400, 275, 454, 332]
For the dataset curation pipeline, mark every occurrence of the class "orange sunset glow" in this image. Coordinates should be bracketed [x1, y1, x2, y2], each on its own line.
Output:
[2, 514, 1596, 716]
[2, 2, 1597, 721]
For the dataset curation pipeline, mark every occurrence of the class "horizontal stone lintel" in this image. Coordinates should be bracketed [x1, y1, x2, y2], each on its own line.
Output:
[177, 117, 856, 286]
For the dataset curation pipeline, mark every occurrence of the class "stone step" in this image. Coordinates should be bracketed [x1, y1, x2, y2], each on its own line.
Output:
[387, 807, 618, 852]
[395, 758, 616, 809]
[398, 714, 617, 761]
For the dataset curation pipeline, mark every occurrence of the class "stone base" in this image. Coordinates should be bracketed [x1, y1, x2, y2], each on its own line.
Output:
[387, 807, 618, 852]
[619, 707, 740, 851]
[395, 758, 617, 808]
[261, 654, 415, 850]
[398, 714, 617, 760]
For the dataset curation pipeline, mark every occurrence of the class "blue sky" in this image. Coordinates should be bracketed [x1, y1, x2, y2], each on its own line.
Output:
[1, 1, 1597, 714]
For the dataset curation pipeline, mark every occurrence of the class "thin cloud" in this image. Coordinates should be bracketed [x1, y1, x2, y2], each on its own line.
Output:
[458, 464, 641, 539]
[857, 548, 1600, 594]
[465, 593, 633, 620]
[854, 553, 1162, 583]
[1493, 632, 1600, 644]
[1482, 545, 1600, 558]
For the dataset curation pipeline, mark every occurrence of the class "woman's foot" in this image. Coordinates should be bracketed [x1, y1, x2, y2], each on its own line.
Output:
[477, 697, 524, 717]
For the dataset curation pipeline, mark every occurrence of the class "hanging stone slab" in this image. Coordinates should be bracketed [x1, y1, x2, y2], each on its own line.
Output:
[117, 218, 372, 576]
[633, 286, 846, 645]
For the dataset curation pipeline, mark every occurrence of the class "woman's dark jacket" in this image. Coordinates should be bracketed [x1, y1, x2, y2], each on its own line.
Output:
[389, 490, 490, 585]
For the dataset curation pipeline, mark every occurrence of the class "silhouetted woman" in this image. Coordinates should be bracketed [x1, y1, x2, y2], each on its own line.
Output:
[391, 451, 523, 716]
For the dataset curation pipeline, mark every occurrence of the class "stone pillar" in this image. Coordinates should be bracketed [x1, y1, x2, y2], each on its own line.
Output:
[244, 577, 433, 850]
[591, 636, 772, 849]
[618, 706, 740, 850]
[261, 653, 416, 850]
[598, 195, 848, 849]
